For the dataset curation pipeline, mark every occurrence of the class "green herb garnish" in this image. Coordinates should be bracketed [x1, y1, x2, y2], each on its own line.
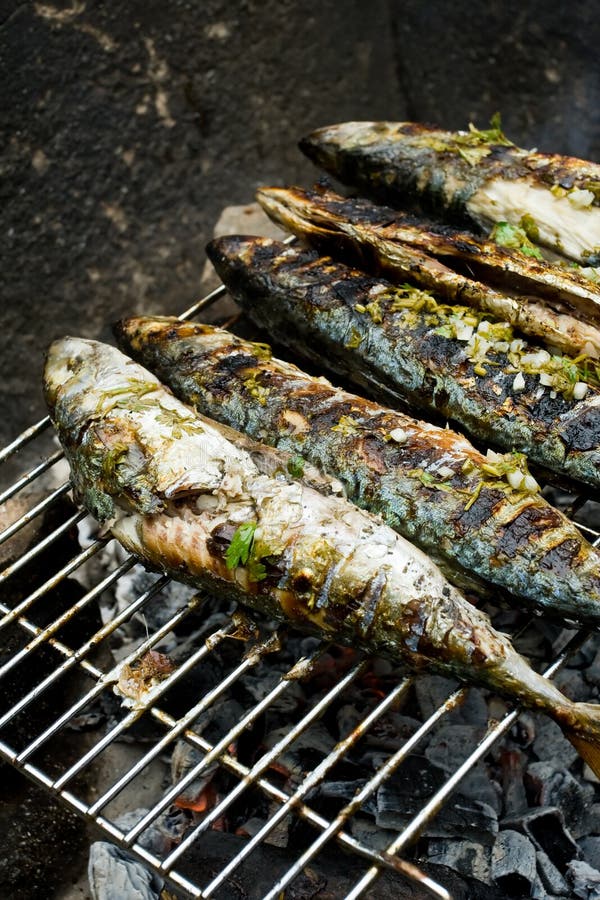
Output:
[225, 522, 267, 582]
[490, 221, 543, 259]
[287, 455, 305, 478]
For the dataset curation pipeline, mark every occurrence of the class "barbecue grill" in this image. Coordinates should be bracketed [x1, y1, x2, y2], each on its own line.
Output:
[1, 271, 599, 900]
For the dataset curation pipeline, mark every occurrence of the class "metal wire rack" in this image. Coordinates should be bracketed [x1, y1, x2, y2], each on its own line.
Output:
[1, 277, 599, 900]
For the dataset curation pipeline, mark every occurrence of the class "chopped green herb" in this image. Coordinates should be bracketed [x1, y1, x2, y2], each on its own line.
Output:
[241, 371, 269, 405]
[225, 522, 257, 570]
[332, 415, 360, 436]
[225, 522, 268, 582]
[345, 328, 363, 349]
[287, 455, 305, 478]
[490, 221, 543, 259]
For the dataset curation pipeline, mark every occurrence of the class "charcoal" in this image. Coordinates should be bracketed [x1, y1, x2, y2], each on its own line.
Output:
[584, 764, 600, 785]
[554, 666, 590, 702]
[526, 763, 595, 836]
[491, 829, 537, 895]
[378, 788, 498, 844]
[336, 703, 363, 737]
[425, 724, 501, 812]
[319, 779, 377, 815]
[498, 749, 529, 817]
[428, 838, 491, 884]
[584, 804, 600, 836]
[536, 849, 570, 896]
[503, 806, 580, 871]
[364, 712, 422, 749]
[114, 809, 170, 857]
[568, 859, 600, 899]
[350, 815, 400, 852]
[88, 841, 163, 900]
[263, 721, 336, 777]
[532, 716, 579, 769]
[414, 675, 459, 719]
[584, 648, 600, 689]
[579, 837, 600, 871]
[425, 724, 485, 772]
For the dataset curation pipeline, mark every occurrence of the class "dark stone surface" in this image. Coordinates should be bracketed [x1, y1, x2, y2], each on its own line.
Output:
[0, 0, 401, 442]
[2, 1, 600, 445]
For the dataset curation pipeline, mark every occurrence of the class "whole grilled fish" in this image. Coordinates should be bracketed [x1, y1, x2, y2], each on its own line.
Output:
[115, 315, 600, 626]
[42, 336, 600, 775]
[206, 236, 600, 490]
[299, 121, 600, 265]
[257, 185, 600, 357]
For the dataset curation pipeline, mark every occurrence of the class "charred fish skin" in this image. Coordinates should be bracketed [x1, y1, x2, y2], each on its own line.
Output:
[43, 336, 600, 762]
[256, 185, 600, 355]
[116, 316, 600, 627]
[205, 236, 600, 491]
[299, 121, 600, 264]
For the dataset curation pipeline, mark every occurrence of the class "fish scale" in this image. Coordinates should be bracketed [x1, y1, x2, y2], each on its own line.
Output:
[115, 315, 600, 628]
[42, 333, 600, 778]
[203, 235, 600, 491]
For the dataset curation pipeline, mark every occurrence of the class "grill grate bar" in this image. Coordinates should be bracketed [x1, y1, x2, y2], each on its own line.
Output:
[200, 675, 414, 899]
[0, 448, 64, 506]
[343, 625, 594, 900]
[52, 624, 235, 790]
[0, 532, 107, 632]
[262, 685, 466, 900]
[0, 415, 51, 465]
[122, 645, 327, 844]
[0, 481, 71, 547]
[0, 571, 170, 731]
[0, 508, 87, 585]
[13, 575, 177, 761]
[0, 555, 136, 682]
[160, 659, 369, 872]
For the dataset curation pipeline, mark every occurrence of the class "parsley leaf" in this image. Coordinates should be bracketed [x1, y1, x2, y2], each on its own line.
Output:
[225, 522, 257, 570]
[224, 522, 268, 582]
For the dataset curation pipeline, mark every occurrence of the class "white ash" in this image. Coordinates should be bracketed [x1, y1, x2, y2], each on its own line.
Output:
[88, 842, 162, 900]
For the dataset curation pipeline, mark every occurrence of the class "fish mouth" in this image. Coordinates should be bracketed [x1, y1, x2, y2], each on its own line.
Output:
[299, 121, 389, 165]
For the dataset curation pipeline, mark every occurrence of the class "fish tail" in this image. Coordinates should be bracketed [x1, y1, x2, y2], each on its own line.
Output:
[561, 703, 600, 779]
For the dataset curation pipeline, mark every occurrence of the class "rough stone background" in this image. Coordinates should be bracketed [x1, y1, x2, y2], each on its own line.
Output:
[2, 0, 600, 443]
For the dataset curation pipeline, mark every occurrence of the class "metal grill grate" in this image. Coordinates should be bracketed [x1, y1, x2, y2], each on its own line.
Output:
[1, 276, 599, 900]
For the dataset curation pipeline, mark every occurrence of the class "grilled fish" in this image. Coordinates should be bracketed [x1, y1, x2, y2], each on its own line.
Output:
[299, 121, 600, 265]
[257, 185, 600, 357]
[116, 315, 600, 628]
[43, 335, 600, 775]
[205, 236, 600, 490]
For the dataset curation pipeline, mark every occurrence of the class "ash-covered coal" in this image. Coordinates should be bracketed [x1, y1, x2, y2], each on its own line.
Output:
[68, 497, 600, 899]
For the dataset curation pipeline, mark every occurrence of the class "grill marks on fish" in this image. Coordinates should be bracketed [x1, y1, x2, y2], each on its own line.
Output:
[43, 335, 600, 778]
[299, 120, 600, 264]
[116, 317, 600, 628]
[204, 236, 600, 490]
[256, 185, 600, 356]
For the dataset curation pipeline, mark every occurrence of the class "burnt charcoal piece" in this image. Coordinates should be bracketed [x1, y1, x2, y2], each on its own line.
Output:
[536, 849, 570, 896]
[578, 837, 600, 873]
[88, 841, 163, 900]
[503, 806, 580, 872]
[567, 859, 600, 899]
[532, 717, 579, 769]
[526, 763, 595, 836]
[428, 839, 491, 884]
[491, 829, 537, 895]
[177, 829, 508, 899]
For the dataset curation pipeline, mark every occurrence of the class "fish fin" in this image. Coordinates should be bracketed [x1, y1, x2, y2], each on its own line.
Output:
[564, 703, 600, 780]
[567, 732, 600, 780]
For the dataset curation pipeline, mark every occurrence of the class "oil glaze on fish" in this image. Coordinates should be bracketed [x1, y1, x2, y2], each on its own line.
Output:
[43, 335, 600, 778]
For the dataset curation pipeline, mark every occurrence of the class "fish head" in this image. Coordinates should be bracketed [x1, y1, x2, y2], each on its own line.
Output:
[114, 316, 218, 356]
[44, 336, 100, 412]
[299, 121, 415, 167]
